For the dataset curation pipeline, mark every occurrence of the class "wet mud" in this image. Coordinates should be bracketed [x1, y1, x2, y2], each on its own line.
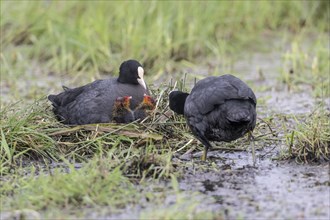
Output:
[2, 44, 329, 219]
[179, 150, 329, 219]
[175, 50, 329, 219]
[150, 50, 329, 219]
[106, 50, 329, 219]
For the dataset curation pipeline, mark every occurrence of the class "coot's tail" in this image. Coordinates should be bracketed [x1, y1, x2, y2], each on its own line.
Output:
[225, 100, 254, 124]
[62, 85, 71, 91]
[48, 85, 70, 106]
[48, 94, 59, 107]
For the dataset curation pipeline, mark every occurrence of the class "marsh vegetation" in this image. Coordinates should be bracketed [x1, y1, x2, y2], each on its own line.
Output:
[1, 1, 329, 219]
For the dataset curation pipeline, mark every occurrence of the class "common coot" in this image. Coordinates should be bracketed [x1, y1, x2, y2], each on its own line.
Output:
[48, 59, 149, 125]
[169, 74, 257, 161]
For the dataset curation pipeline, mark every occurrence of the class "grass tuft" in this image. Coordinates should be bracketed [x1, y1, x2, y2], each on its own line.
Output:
[287, 108, 330, 163]
[0, 159, 137, 213]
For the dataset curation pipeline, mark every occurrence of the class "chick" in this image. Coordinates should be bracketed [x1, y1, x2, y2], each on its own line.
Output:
[112, 96, 135, 123]
[134, 94, 156, 120]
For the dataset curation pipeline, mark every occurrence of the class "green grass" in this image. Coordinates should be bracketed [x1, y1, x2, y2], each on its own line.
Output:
[1, 1, 328, 77]
[1, 1, 328, 106]
[0, 87, 184, 177]
[286, 108, 330, 163]
[280, 34, 330, 97]
[1, 157, 221, 219]
[0, 83, 277, 218]
[1, 1, 330, 218]
[0, 86, 216, 218]
[1, 164, 136, 211]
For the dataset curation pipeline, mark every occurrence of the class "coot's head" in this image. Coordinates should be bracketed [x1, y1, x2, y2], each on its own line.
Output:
[117, 59, 147, 90]
[169, 91, 189, 115]
[115, 96, 132, 109]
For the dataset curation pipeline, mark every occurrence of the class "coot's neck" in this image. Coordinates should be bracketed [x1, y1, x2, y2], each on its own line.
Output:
[117, 75, 138, 85]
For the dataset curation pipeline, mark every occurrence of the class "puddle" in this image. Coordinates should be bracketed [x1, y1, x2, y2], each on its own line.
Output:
[1, 38, 329, 219]
[159, 48, 329, 219]
[178, 149, 330, 219]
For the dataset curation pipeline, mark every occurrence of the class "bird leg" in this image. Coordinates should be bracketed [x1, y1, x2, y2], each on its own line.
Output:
[248, 131, 256, 166]
[202, 146, 208, 161]
[190, 126, 212, 161]
[197, 137, 212, 161]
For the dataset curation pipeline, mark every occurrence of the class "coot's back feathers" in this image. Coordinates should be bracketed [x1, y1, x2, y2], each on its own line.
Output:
[186, 74, 256, 115]
[184, 74, 256, 142]
[48, 84, 88, 108]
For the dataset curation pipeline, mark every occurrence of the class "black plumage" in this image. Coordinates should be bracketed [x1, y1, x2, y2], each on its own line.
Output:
[169, 74, 257, 160]
[48, 59, 149, 125]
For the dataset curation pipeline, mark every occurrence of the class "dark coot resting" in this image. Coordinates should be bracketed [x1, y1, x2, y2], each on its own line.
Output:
[169, 74, 257, 161]
[112, 96, 134, 123]
[134, 94, 156, 120]
[48, 59, 149, 125]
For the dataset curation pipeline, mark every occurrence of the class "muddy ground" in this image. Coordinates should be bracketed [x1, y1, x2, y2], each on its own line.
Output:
[178, 152, 329, 219]
[180, 51, 329, 219]
[98, 50, 330, 219]
[168, 52, 328, 219]
[1, 44, 329, 219]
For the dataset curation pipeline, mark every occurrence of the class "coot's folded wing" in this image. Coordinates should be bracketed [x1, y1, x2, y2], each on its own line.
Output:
[48, 86, 86, 107]
[187, 74, 256, 115]
[48, 80, 104, 107]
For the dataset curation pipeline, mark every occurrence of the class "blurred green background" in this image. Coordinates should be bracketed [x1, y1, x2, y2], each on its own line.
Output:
[0, 0, 329, 104]
[1, 2, 329, 218]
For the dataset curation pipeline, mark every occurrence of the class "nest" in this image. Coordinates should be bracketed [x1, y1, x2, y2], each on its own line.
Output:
[0, 85, 192, 178]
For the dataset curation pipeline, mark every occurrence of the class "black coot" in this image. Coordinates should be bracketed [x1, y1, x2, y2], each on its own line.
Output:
[112, 96, 135, 123]
[169, 74, 257, 161]
[48, 59, 149, 125]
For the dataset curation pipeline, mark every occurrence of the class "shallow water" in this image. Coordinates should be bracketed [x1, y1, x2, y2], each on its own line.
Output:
[1, 39, 329, 219]
[92, 48, 330, 219]
[150, 49, 329, 219]
[179, 150, 329, 219]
